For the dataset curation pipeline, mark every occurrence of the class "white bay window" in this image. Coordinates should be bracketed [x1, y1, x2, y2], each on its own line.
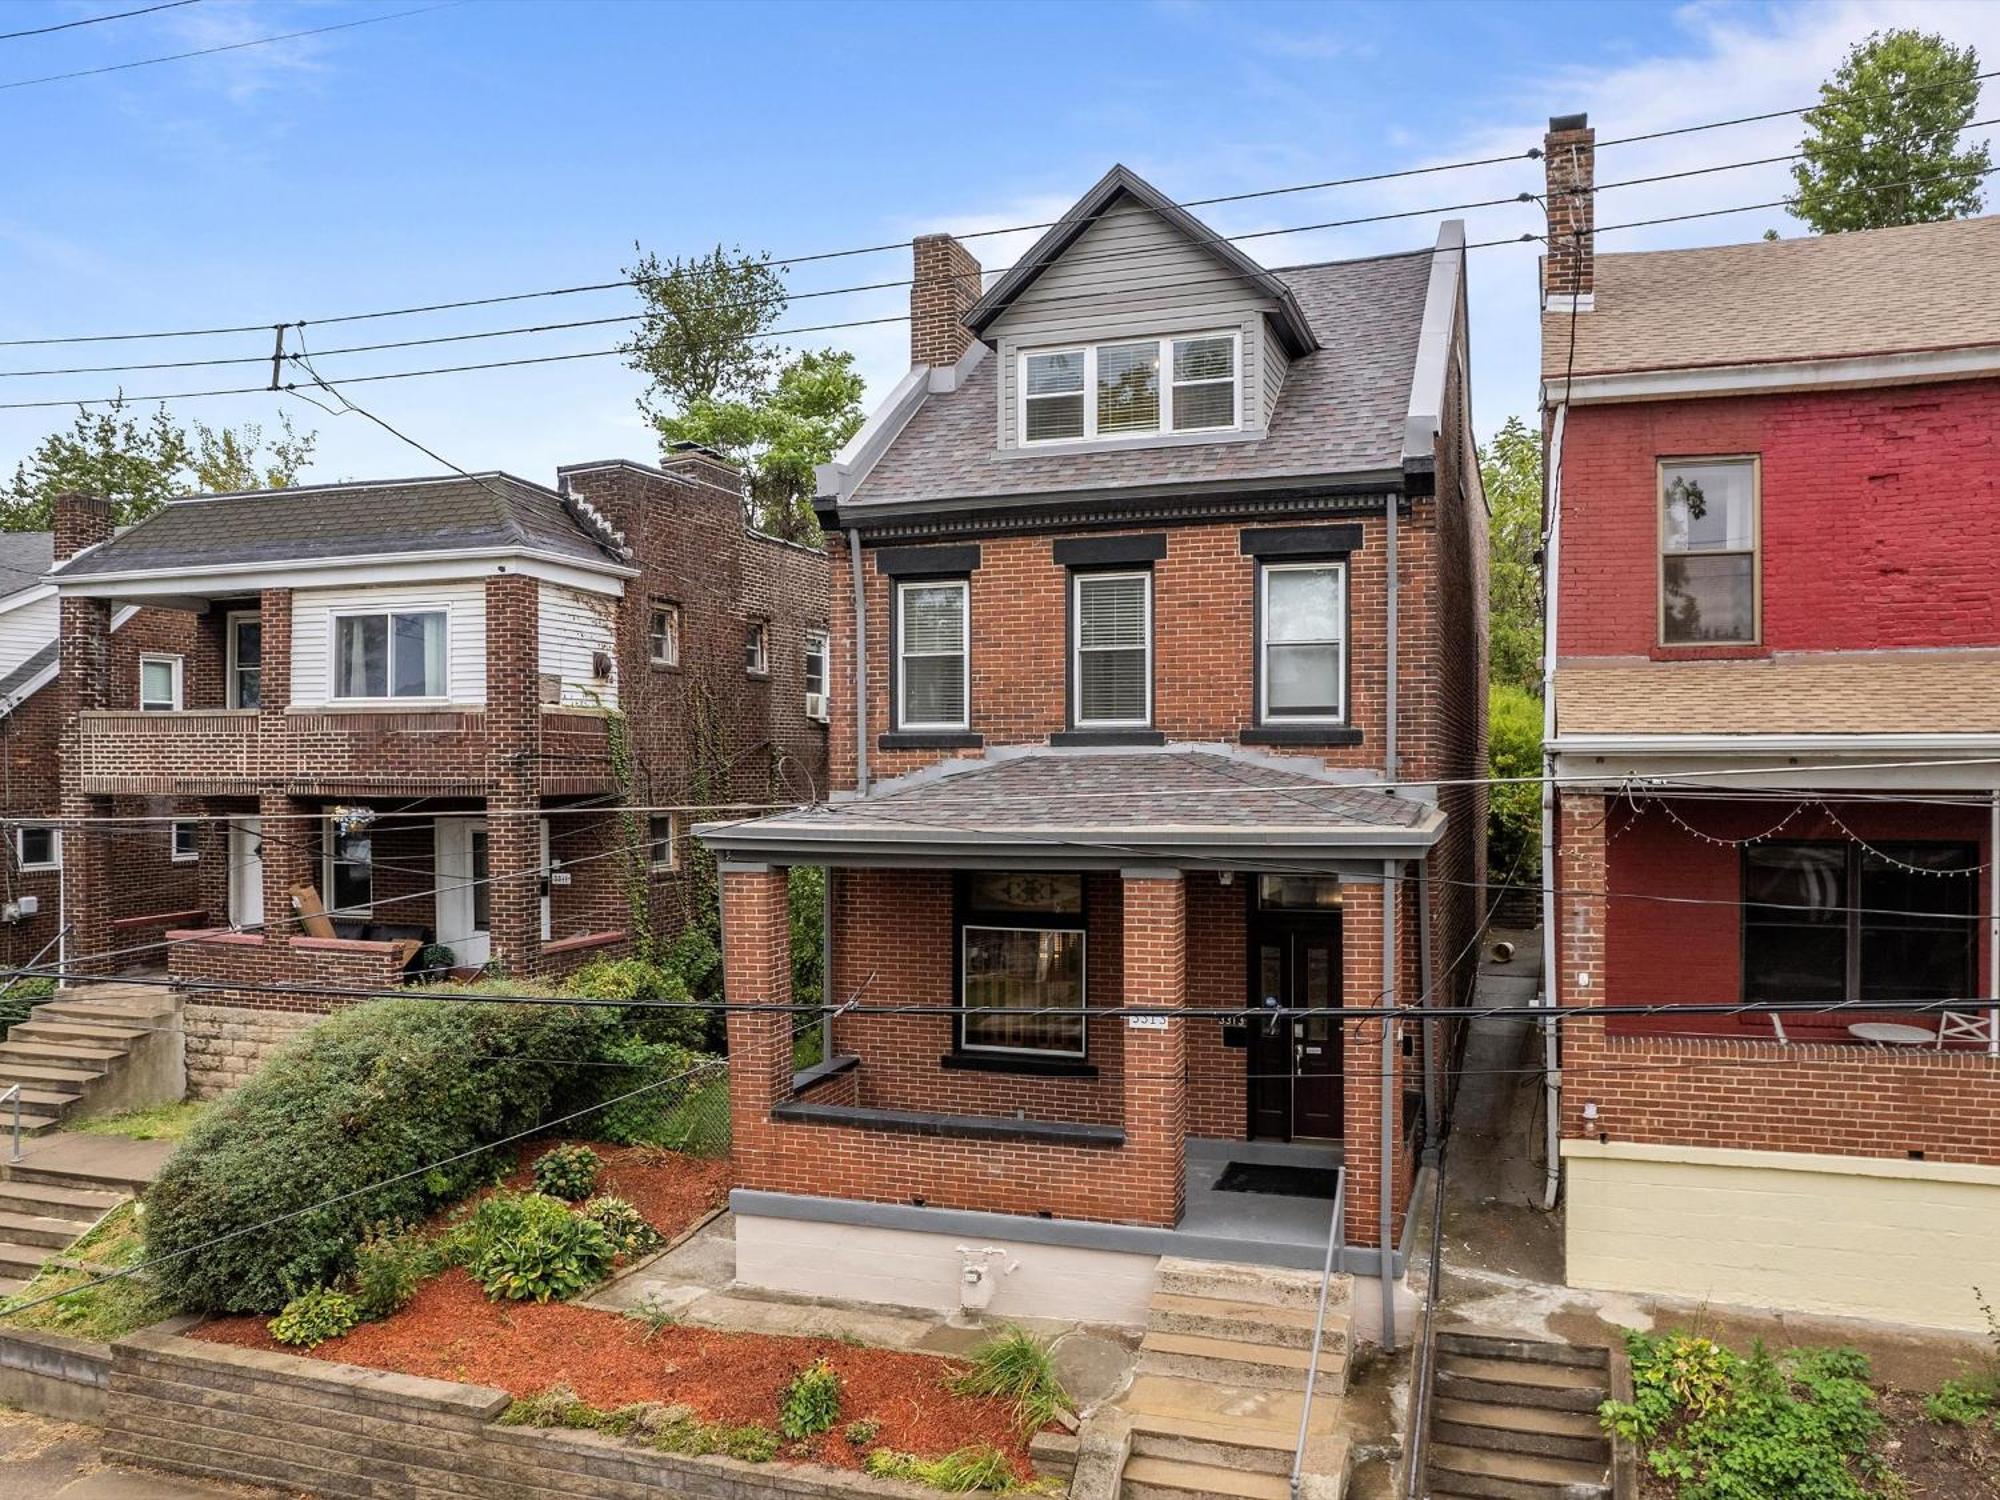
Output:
[1020, 332, 1239, 445]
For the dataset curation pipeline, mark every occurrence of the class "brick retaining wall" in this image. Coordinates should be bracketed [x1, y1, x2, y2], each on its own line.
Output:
[106, 1320, 935, 1500]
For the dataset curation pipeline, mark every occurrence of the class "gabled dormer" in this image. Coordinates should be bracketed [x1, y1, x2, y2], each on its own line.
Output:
[966, 165, 1319, 456]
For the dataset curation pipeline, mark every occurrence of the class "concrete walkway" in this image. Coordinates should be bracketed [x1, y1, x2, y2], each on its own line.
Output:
[3, 1132, 178, 1194]
[0, 1408, 290, 1498]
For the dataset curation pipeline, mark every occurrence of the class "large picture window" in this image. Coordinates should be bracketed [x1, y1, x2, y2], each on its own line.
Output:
[1743, 841, 1976, 1005]
[959, 872, 1086, 1057]
[1072, 571, 1151, 728]
[896, 579, 969, 731]
[1020, 333, 1239, 445]
[324, 822, 374, 917]
[1258, 561, 1346, 723]
[333, 610, 446, 700]
[1661, 457, 1758, 645]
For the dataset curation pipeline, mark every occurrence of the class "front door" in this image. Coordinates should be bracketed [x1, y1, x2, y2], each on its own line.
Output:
[435, 818, 491, 967]
[1247, 919, 1344, 1140]
[227, 818, 263, 930]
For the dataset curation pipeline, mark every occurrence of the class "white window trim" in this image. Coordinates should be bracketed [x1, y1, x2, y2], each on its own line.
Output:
[225, 610, 260, 710]
[745, 620, 769, 677]
[895, 578, 970, 732]
[326, 607, 451, 704]
[1658, 454, 1762, 648]
[648, 813, 677, 874]
[170, 821, 200, 863]
[648, 603, 680, 668]
[959, 923, 1089, 1059]
[322, 818, 373, 918]
[15, 826, 59, 872]
[1018, 330, 1242, 447]
[1072, 570, 1153, 729]
[138, 653, 183, 712]
[1258, 559, 1348, 726]
[804, 629, 830, 722]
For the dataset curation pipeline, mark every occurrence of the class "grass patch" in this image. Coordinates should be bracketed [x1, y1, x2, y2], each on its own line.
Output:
[651, 1077, 729, 1157]
[864, 1445, 1018, 1491]
[498, 1383, 779, 1462]
[949, 1326, 1069, 1433]
[70, 1100, 210, 1142]
[0, 1201, 170, 1342]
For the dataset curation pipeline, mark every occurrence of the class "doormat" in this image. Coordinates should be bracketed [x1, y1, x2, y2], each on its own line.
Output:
[1212, 1161, 1343, 1199]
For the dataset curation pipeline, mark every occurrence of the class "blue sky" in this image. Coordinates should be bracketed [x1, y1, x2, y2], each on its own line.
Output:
[2, 0, 1996, 488]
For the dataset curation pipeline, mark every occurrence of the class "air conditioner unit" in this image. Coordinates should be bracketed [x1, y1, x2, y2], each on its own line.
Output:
[806, 692, 828, 723]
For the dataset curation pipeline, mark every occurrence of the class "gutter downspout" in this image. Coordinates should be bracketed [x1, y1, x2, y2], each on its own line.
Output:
[822, 867, 836, 1064]
[847, 527, 870, 798]
[1990, 792, 1998, 1057]
[1385, 496, 1400, 786]
[1539, 405, 1566, 1212]
[1417, 853, 1436, 1143]
[1381, 858, 1399, 1349]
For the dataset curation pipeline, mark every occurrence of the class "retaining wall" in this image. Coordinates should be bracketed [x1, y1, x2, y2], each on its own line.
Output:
[182, 1002, 321, 1099]
[0, 1326, 109, 1424]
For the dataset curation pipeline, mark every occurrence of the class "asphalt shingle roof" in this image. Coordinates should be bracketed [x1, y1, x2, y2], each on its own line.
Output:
[1542, 215, 2000, 379]
[0, 533, 52, 596]
[53, 475, 624, 578]
[849, 252, 1435, 507]
[0, 642, 54, 709]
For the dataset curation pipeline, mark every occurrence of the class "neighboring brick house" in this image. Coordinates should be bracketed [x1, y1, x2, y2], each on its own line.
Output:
[44, 457, 827, 1095]
[702, 165, 1485, 1335]
[1540, 114, 2000, 1332]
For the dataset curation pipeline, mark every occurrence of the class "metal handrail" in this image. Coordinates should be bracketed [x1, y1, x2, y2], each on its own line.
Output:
[0, 922, 68, 1002]
[1403, 1142, 1452, 1498]
[1290, 1166, 1346, 1499]
[0, 1085, 20, 1164]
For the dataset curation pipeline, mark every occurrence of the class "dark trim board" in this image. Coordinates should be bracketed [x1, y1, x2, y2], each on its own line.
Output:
[1241, 523, 1364, 558]
[876, 543, 982, 577]
[1052, 533, 1168, 567]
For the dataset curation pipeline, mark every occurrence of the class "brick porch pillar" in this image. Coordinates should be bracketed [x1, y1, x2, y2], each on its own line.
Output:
[56, 590, 113, 975]
[485, 574, 541, 976]
[1340, 877, 1411, 1249]
[1555, 792, 1609, 1141]
[1121, 868, 1187, 1228]
[258, 792, 315, 940]
[722, 864, 793, 1166]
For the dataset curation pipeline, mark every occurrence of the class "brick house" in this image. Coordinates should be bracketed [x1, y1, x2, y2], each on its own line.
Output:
[46, 456, 827, 1095]
[701, 165, 1485, 1334]
[1541, 114, 2000, 1332]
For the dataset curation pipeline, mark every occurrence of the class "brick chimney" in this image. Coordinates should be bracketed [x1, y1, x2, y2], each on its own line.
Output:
[1543, 112, 1595, 309]
[910, 233, 981, 368]
[53, 491, 113, 561]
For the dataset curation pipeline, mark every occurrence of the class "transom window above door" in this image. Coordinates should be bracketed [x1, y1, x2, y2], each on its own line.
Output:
[1020, 333, 1240, 445]
[332, 610, 446, 700]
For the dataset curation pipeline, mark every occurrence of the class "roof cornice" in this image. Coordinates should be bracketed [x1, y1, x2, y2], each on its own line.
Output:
[1542, 342, 2000, 406]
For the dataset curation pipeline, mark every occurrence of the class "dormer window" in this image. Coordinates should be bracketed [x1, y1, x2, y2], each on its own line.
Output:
[1020, 333, 1239, 445]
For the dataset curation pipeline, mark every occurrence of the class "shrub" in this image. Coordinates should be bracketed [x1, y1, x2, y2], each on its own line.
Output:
[581, 1196, 665, 1259]
[464, 1191, 614, 1303]
[584, 1035, 706, 1146]
[565, 956, 708, 1049]
[950, 1325, 1070, 1432]
[350, 1222, 441, 1320]
[865, 1446, 1015, 1491]
[531, 1144, 601, 1201]
[844, 1417, 882, 1447]
[1488, 682, 1543, 881]
[269, 1287, 360, 1349]
[780, 1357, 842, 1439]
[144, 994, 617, 1314]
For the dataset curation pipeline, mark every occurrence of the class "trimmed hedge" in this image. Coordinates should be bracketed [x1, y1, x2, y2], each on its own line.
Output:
[144, 996, 616, 1314]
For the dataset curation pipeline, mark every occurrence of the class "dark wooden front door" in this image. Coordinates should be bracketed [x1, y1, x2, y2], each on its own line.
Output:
[1247, 919, 1344, 1140]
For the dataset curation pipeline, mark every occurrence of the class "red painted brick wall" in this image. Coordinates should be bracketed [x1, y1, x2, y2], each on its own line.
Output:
[1556, 379, 2000, 659]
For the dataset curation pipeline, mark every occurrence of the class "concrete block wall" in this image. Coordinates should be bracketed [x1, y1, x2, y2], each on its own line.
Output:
[181, 1002, 321, 1099]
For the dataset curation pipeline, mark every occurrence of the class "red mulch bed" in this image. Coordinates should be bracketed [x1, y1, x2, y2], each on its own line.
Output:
[498, 1139, 733, 1243]
[193, 1270, 1038, 1478]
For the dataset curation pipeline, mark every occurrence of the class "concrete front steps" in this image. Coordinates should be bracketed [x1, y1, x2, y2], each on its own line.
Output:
[1118, 1258, 1352, 1500]
[0, 983, 182, 1142]
[1427, 1331, 1612, 1499]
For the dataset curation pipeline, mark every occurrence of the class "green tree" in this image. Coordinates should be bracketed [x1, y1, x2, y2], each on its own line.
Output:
[1792, 29, 1991, 233]
[1489, 682, 1543, 880]
[622, 244, 788, 422]
[660, 348, 865, 542]
[2, 398, 315, 532]
[1480, 415, 1542, 694]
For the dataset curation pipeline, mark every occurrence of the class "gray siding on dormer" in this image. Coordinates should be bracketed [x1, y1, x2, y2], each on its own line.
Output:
[1260, 326, 1290, 429]
[985, 200, 1285, 449]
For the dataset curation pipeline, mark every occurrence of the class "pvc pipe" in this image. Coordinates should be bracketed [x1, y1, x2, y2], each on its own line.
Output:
[1380, 858, 1398, 1349]
[1385, 497, 1400, 786]
[1417, 856, 1437, 1142]
[1990, 791, 1998, 1057]
[847, 528, 870, 798]
[1539, 404, 1567, 1213]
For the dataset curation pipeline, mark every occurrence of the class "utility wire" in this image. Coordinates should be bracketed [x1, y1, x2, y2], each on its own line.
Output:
[0, 0, 198, 42]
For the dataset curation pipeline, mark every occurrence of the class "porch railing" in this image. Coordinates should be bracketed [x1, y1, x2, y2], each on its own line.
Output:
[1290, 1165, 1346, 1500]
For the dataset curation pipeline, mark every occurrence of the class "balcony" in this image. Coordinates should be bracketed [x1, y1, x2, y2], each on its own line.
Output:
[74, 706, 618, 798]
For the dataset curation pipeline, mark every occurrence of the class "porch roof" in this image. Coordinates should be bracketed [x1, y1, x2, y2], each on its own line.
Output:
[700, 747, 1442, 870]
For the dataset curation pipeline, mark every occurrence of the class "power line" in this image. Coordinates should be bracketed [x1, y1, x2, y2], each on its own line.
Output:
[0, 0, 198, 42]
[1594, 67, 2000, 147]
[0, 1, 455, 91]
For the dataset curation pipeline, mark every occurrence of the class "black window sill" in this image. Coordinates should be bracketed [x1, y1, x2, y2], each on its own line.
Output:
[1048, 729, 1166, 748]
[940, 1051, 1098, 1079]
[771, 1099, 1123, 1149]
[1239, 725, 1364, 747]
[879, 731, 983, 750]
[792, 1052, 860, 1096]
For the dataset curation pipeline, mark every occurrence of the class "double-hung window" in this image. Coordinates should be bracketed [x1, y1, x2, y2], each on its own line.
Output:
[333, 610, 446, 700]
[648, 603, 680, 668]
[745, 621, 769, 676]
[1020, 332, 1239, 445]
[323, 821, 373, 916]
[139, 654, 182, 712]
[647, 814, 676, 873]
[1258, 561, 1347, 723]
[804, 629, 830, 722]
[1661, 457, 1758, 645]
[227, 613, 261, 709]
[15, 825, 58, 872]
[959, 873, 1087, 1057]
[171, 821, 200, 862]
[1072, 571, 1151, 728]
[896, 580, 969, 731]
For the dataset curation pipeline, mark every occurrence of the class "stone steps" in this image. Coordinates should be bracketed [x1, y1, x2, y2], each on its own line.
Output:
[0, 1178, 123, 1221]
[1426, 1443, 1612, 1498]
[1425, 1331, 1612, 1499]
[1147, 1291, 1336, 1352]
[1434, 1399, 1610, 1466]
[1139, 1330, 1346, 1395]
[1122, 1456, 1292, 1500]
[0, 986, 182, 1137]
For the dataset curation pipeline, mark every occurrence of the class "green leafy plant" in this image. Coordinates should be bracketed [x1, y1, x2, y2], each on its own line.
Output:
[780, 1357, 843, 1439]
[1926, 1287, 2000, 1426]
[950, 1325, 1070, 1432]
[413, 942, 458, 978]
[143, 993, 618, 1314]
[865, 1445, 1016, 1492]
[623, 1289, 681, 1340]
[1600, 1330, 1882, 1500]
[462, 1191, 615, 1303]
[268, 1287, 360, 1349]
[580, 1195, 666, 1259]
[531, 1143, 602, 1201]
[844, 1417, 882, 1447]
[349, 1222, 441, 1320]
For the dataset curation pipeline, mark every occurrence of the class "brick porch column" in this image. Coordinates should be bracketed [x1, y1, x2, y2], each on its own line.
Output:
[56, 590, 113, 975]
[1555, 792, 1609, 1140]
[722, 864, 792, 1165]
[1121, 868, 1187, 1228]
[485, 574, 541, 975]
[258, 792, 315, 940]
[1340, 878, 1411, 1249]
